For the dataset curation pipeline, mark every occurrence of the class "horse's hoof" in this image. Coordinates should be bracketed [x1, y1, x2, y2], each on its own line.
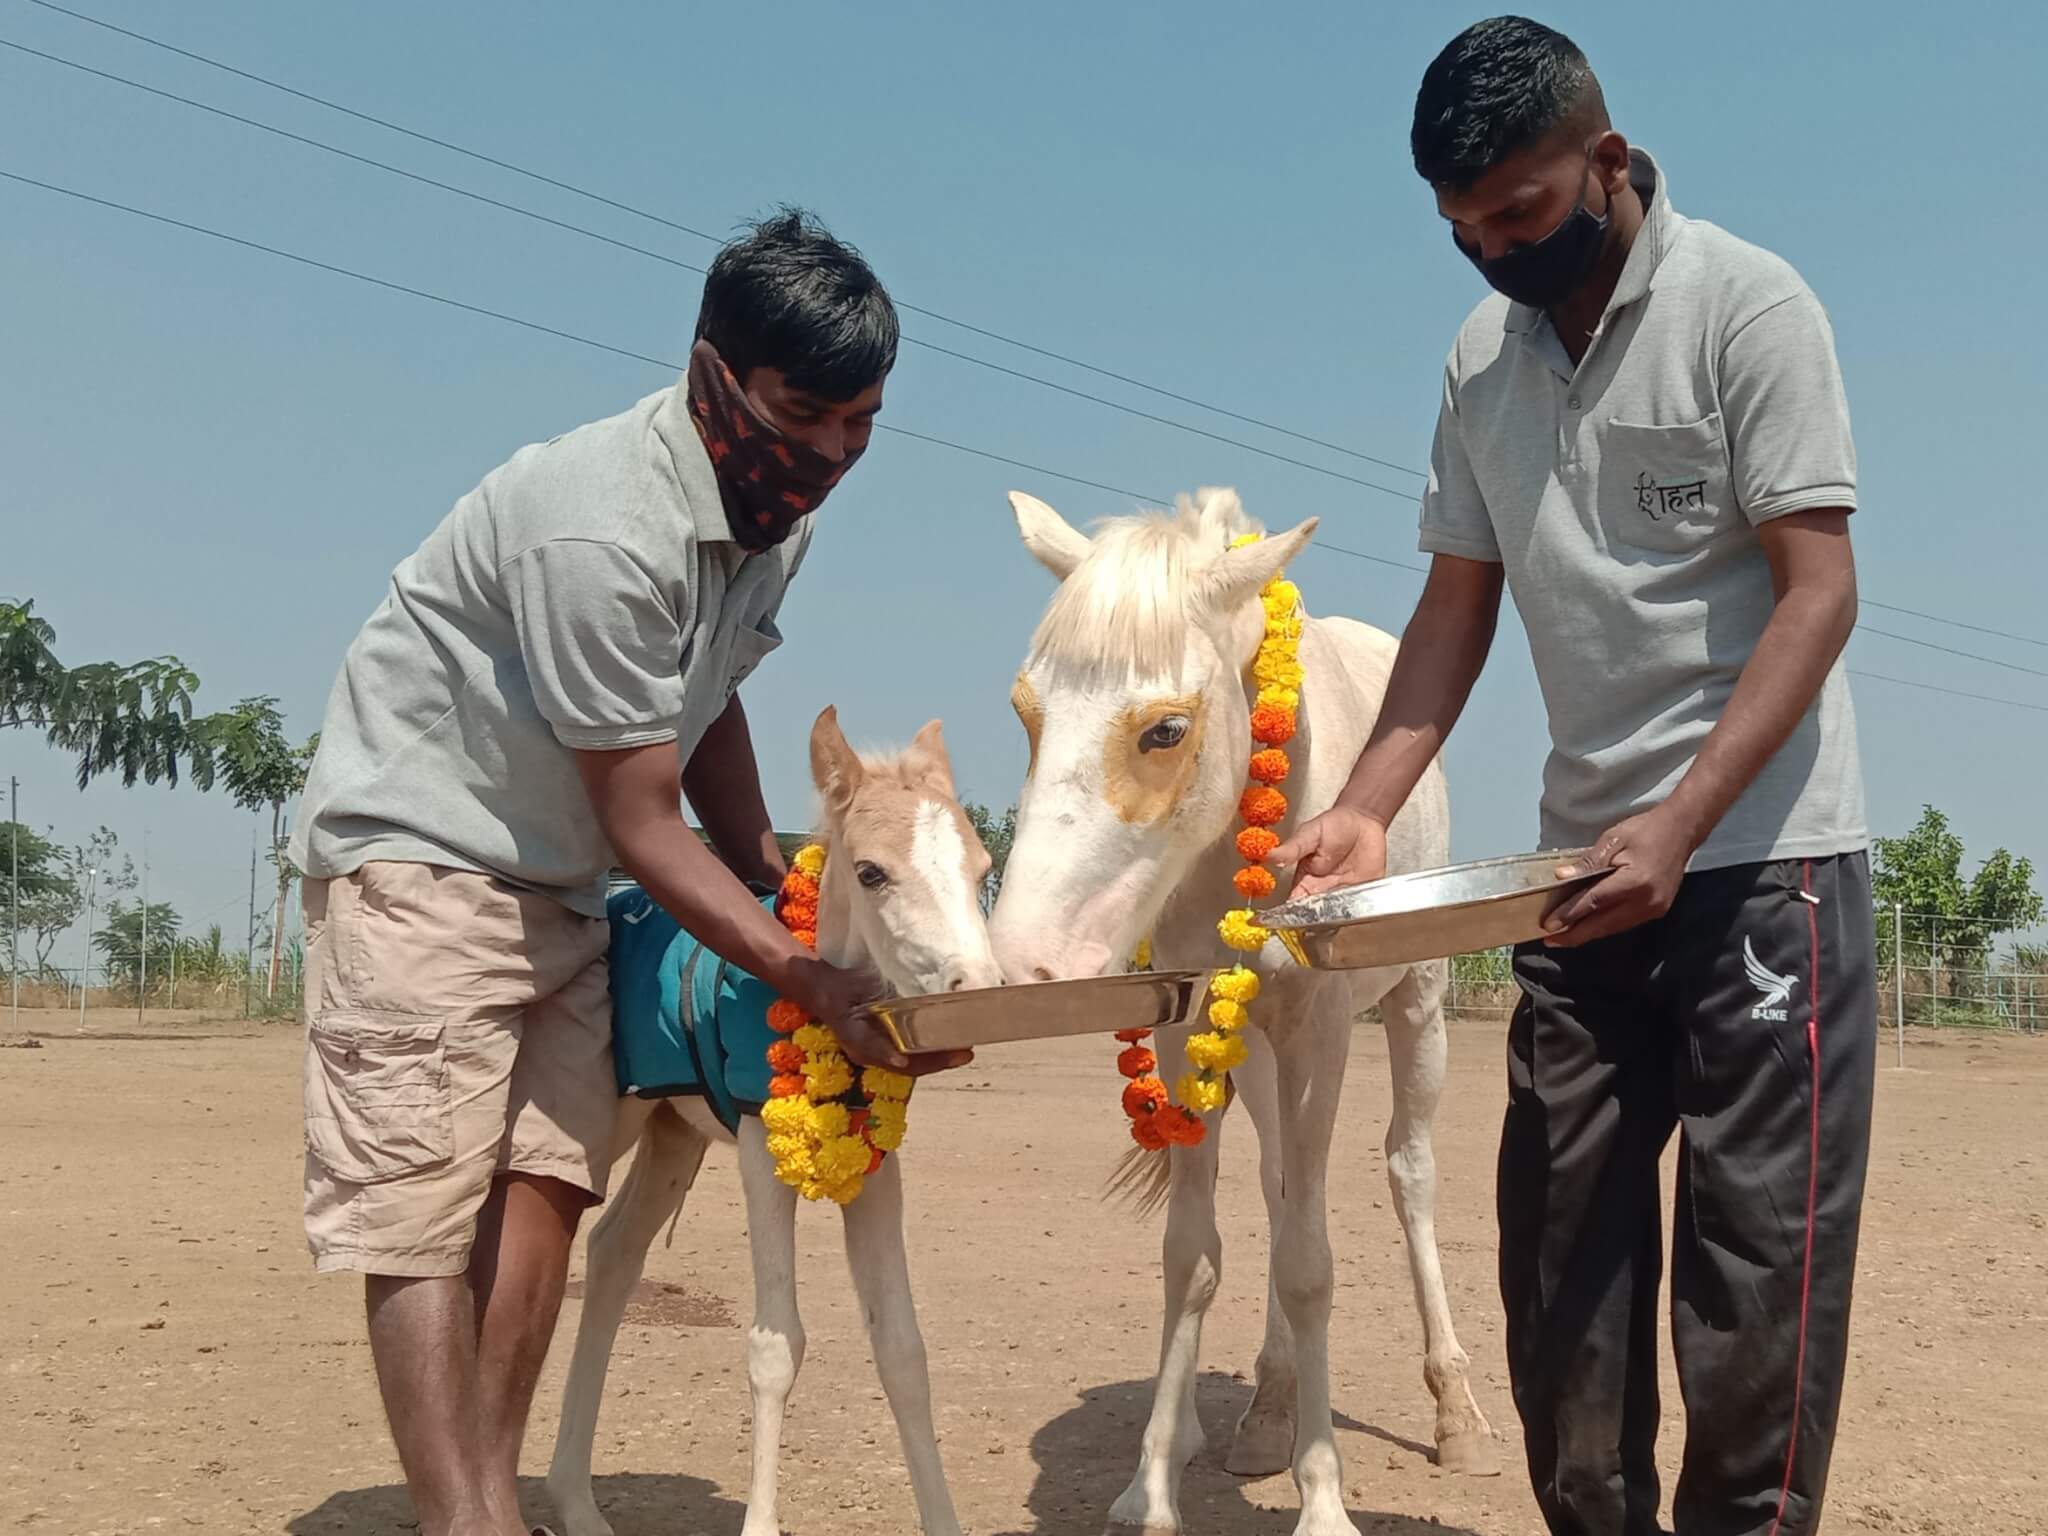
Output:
[1223, 1410, 1295, 1478]
[1434, 1427, 1503, 1477]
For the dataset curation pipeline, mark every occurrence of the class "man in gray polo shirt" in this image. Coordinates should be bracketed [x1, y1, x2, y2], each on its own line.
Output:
[1276, 18, 1875, 1536]
[290, 211, 964, 1536]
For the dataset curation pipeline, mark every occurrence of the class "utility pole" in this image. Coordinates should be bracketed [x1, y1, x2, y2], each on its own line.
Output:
[8, 774, 18, 1032]
[137, 829, 150, 1025]
[244, 832, 258, 1020]
[77, 864, 98, 1031]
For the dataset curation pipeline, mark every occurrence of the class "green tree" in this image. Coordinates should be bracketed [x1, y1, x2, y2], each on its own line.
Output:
[95, 900, 181, 986]
[191, 697, 318, 996]
[1872, 804, 2044, 972]
[963, 802, 1017, 914]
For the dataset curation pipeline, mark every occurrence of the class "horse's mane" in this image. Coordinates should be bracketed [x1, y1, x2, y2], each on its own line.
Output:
[1027, 489, 1264, 682]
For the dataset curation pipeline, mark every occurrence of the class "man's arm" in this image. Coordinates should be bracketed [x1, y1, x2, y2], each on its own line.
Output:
[577, 740, 968, 1073]
[1544, 509, 1857, 944]
[1272, 554, 1504, 897]
[682, 695, 786, 890]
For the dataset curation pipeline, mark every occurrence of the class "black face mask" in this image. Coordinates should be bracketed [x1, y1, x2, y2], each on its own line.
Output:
[1457, 164, 1610, 309]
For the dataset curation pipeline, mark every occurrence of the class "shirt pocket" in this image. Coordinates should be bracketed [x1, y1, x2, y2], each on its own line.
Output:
[303, 1009, 454, 1184]
[1597, 414, 1733, 556]
[723, 615, 783, 701]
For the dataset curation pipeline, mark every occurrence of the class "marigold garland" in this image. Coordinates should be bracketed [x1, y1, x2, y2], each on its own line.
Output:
[1113, 533, 1303, 1150]
[761, 844, 911, 1204]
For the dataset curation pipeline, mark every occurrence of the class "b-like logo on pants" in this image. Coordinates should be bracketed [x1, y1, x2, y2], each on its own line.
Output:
[1744, 936, 1796, 1022]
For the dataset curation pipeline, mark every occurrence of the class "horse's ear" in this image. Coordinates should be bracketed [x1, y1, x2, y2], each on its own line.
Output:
[903, 719, 957, 798]
[1193, 517, 1319, 619]
[809, 706, 864, 814]
[1010, 490, 1092, 580]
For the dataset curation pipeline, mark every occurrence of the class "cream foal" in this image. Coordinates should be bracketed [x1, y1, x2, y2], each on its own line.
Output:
[989, 490, 1496, 1536]
[546, 707, 1000, 1536]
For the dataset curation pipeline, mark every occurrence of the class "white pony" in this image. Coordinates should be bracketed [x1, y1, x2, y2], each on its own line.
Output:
[547, 707, 1001, 1536]
[989, 490, 1496, 1536]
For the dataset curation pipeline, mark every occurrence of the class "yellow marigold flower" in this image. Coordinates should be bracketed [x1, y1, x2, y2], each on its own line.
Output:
[805, 1053, 854, 1100]
[1218, 909, 1271, 953]
[793, 845, 827, 878]
[1211, 965, 1260, 1005]
[867, 1097, 909, 1151]
[1178, 1072, 1228, 1113]
[791, 1023, 837, 1057]
[862, 1066, 913, 1102]
[1131, 936, 1152, 969]
[815, 1133, 872, 1186]
[1186, 1030, 1250, 1073]
[1257, 685, 1300, 713]
[1207, 998, 1250, 1033]
[1262, 580, 1300, 614]
[761, 1096, 811, 1136]
[1231, 532, 1262, 549]
[807, 1173, 863, 1205]
[772, 1141, 815, 1188]
[808, 1101, 851, 1141]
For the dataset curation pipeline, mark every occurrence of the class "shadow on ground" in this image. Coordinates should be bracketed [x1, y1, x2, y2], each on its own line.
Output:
[994, 1372, 1483, 1536]
[288, 1471, 745, 1534]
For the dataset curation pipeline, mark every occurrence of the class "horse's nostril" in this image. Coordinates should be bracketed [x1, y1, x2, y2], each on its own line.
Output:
[947, 974, 967, 992]
[1030, 965, 1057, 983]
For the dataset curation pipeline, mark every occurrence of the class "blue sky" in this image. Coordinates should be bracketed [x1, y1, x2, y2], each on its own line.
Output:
[5, 0, 2046, 950]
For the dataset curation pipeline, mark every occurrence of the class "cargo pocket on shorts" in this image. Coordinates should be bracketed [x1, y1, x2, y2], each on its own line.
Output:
[304, 1010, 455, 1184]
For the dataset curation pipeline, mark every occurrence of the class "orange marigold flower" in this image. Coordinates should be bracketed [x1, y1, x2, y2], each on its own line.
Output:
[865, 1141, 886, 1174]
[1237, 827, 1280, 863]
[1234, 865, 1278, 900]
[1114, 1028, 1153, 1044]
[1121, 1076, 1168, 1120]
[1163, 1108, 1208, 1147]
[1250, 703, 1297, 746]
[767, 999, 809, 1035]
[766, 1041, 805, 1075]
[779, 898, 819, 930]
[1117, 1045, 1158, 1079]
[1248, 748, 1290, 785]
[768, 1073, 808, 1099]
[1131, 1116, 1170, 1151]
[790, 927, 818, 951]
[778, 870, 820, 904]
[1240, 786, 1288, 827]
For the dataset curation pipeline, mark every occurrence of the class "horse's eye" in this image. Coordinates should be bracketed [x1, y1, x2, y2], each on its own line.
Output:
[1139, 716, 1190, 753]
[855, 861, 890, 891]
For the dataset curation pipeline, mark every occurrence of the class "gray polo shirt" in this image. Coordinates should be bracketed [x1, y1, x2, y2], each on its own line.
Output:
[290, 377, 809, 917]
[1420, 148, 1865, 869]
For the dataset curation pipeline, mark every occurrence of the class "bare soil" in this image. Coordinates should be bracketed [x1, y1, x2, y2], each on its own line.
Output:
[3, 1007, 2042, 1535]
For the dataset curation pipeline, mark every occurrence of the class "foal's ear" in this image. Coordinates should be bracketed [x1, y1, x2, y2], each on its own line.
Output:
[1010, 490, 1093, 581]
[809, 706, 864, 814]
[1193, 517, 1319, 620]
[903, 719, 957, 798]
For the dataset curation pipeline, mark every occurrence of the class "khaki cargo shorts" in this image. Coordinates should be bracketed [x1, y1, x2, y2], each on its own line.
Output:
[301, 861, 618, 1277]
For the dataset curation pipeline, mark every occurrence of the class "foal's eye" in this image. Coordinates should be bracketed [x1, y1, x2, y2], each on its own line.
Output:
[855, 861, 890, 891]
[1139, 716, 1190, 753]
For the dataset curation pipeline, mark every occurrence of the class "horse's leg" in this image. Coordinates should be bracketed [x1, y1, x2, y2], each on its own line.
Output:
[1108, 1033, 1226, 1535]
[736, 1116, 804, 1536]
[839, 1153, 962, 1536]
[1380, 962, 1499, 1475]
[1225, 1025, 1297, 1478]
[547, 1101, 708, 1536]
[1273, 995, 1360, 1536]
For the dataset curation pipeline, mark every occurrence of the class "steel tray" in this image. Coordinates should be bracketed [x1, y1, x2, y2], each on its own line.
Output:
[857, 969, 1213, 1055]
[1262, 850, 1610, 971]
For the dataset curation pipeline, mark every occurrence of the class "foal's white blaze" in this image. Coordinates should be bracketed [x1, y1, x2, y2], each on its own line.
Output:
[910, 799, 989, 991]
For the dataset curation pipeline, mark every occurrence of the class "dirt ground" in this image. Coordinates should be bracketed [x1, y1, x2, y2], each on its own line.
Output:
[3, 1007, 2043, 1536]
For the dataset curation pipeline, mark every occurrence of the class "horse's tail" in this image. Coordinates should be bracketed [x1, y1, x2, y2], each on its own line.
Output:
[1100, 1074, 1235, 1217]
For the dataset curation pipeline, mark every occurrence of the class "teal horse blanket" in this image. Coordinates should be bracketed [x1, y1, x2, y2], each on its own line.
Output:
[607, 884, 780, 1134]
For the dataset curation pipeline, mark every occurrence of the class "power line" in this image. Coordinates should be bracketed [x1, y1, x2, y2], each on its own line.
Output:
[1853, 625, 2048, 684]
[1846, 671, 2048, 716]
[5, 164, 2043, 716]
[19, 0, 1428, 482]
[0, 34, 1423, 505]
[17, 20, 2048, 667]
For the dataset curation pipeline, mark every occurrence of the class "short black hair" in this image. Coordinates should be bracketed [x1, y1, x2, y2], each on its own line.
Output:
[693, 207, 898, 400]
[1411, 17, 1606, 191]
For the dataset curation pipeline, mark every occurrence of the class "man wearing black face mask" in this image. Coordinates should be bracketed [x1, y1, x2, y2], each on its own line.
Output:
[289, 209, 969, 1536]
[1275, 17, 1875, 1536]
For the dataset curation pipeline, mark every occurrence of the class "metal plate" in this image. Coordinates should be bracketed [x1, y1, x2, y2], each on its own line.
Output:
[857, 969, 1214, 1055]
[1262, 850, 1611, 971]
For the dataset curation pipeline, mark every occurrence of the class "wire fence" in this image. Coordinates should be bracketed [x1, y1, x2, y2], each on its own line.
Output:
[1444, 908, 2048, 1040]
[2, 947, 304, 1021]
